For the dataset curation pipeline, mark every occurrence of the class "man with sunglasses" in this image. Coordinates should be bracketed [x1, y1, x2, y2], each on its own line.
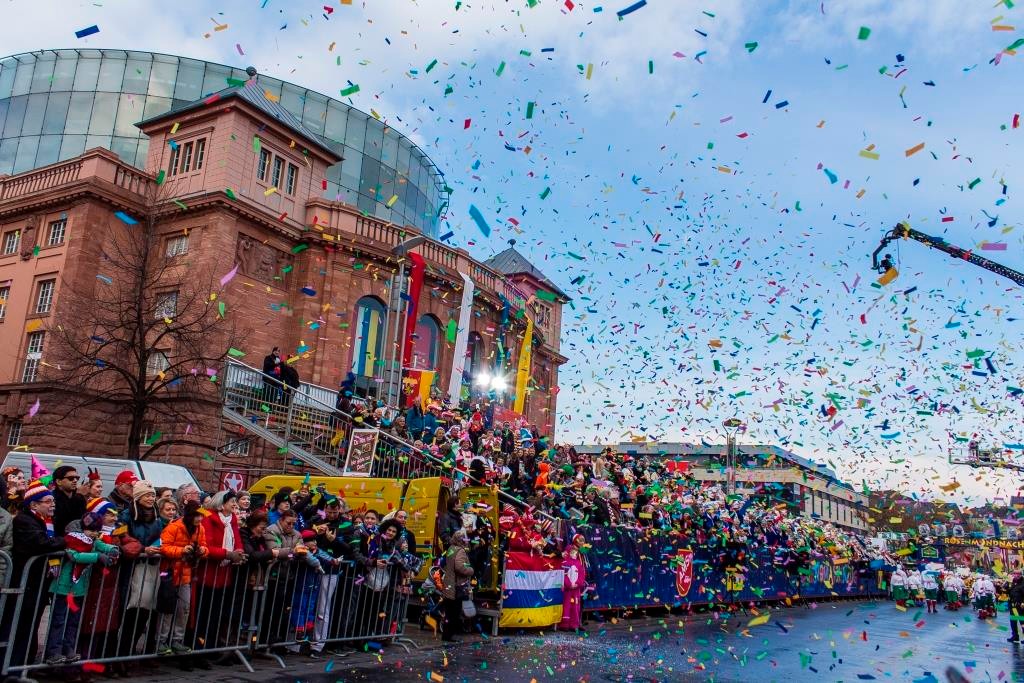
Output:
[51, 465, 86, 535]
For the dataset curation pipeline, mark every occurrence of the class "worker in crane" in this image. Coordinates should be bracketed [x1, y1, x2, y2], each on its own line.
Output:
[878, 253, 894, 273]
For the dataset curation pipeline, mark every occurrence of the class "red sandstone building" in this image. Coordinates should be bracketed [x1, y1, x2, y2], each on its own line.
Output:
[0, 75, 567, 487]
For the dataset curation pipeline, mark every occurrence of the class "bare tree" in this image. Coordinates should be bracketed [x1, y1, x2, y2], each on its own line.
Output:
[41, 180, 248, 458]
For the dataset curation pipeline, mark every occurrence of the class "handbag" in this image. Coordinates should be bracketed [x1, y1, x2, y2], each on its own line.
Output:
[156, 575, 177, 615]
[366, 566, 390, 592]
[126, 560, 160, 611]
[461, 598, 476, 618]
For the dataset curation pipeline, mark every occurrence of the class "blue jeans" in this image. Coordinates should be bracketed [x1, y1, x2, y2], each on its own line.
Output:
[45, 594, 83, 659]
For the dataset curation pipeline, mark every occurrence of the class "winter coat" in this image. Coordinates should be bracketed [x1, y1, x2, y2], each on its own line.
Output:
[440, 544, 473, 600]
[50, 533, 117, 598]
[120, 507, 165, 547]
[0, 508, 10, 585]
[264, 522, 303, 557]
[160, 518, 208, 586]
[198, 511, 243, 588]
[53, 490, 86, 536]
[438, 510, 463, 551]
[11, 511, 66, 584]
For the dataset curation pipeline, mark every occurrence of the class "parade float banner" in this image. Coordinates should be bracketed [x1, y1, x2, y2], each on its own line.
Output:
[446, 272, 475, 405]
[576, 526, 882, 610]
[499, 552, 564, 628]
[401, 252, 427, 367]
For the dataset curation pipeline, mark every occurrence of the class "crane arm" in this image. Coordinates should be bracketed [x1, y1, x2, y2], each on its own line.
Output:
[873, 223, 1024, 286]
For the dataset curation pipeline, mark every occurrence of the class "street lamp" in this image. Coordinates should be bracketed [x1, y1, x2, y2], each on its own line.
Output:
[722, 418, 744, 496]
[383, 235, 428, 406]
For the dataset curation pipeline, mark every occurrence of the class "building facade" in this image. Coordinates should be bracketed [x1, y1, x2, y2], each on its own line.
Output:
[0, 59, 566, 488]
[0, 49, 446, 236]
[576, 442, 870, 532]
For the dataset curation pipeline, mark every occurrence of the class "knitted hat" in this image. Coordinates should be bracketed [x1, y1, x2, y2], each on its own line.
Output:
[85, 498, 116, 518]
[132, 480, 156, 500]
[300, 529, 317, 541]
[23, 480, 52, 505]
[82, 512, 105, 532]
[115, 470, 139, 487]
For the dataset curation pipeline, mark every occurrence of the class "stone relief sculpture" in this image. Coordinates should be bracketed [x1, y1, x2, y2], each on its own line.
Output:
[20, 215, 38, 260]
[235, 233, 293, 286]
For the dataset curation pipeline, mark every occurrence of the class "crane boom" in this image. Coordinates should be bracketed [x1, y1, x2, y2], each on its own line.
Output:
[872, 223, 1024, 287]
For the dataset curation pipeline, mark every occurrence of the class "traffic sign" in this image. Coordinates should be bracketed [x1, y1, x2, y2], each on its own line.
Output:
[220, 470, 245, 492]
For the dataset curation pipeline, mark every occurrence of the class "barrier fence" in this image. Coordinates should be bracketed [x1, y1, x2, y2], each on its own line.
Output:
[576, 525, 883, 611]
[0, 551, 412, 677]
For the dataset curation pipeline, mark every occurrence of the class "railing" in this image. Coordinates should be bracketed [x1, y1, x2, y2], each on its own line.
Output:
[221, 359, 448, 480]
[0, 160, 83, 200]
[219, 359, 556, 520]
[114, 165, 154, 195]
[1, 549, 413, 676]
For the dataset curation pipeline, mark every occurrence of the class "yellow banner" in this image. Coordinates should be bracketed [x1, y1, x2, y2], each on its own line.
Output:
[419, 370, 435, 410]
[513, 317, 534, 414]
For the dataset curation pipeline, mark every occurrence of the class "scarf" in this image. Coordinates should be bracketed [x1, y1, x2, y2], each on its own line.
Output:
[35, 510, 54, 538]
[64, 532, 95, 584]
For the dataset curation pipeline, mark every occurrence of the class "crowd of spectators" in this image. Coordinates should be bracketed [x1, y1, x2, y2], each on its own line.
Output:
[0, 464, 424, 680]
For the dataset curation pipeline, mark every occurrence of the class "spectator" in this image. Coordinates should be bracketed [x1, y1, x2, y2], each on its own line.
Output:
[281, 359, 301, 404]
[52, 465, 86, 535]
[440, 529, 474, 642]
[78, 469, 104, 504]
[195, 491, 244, 664]
[157, 500, 207, 656]
[236, 490, 252, 524]
[119, 480, 164, 659]
[175, 483, 201, 509]
[45, 511, 119, 667]
[268, 488, 293, 525]
[8, 481, 66, 668]
[109, 470, 139, 512]
[3, 467, 25, 514]
[157, 498, 179, 523]
[438, 497, 463, 553]
[262, 347, 283, 402]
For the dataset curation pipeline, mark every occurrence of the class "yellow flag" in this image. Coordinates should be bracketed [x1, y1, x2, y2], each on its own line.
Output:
[514, 317, 534, 414]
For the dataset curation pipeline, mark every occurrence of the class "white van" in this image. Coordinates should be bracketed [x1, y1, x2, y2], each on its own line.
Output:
[1, 451, 202, 497]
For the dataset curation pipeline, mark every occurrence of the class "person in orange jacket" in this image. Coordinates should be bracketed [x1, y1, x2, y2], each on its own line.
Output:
[157, 501, 208, 654]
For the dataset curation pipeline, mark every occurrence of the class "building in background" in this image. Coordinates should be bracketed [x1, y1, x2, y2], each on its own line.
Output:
[575, 442, 870, 532]
[0, 49, 446, 236]
[0, 55, 566, 487]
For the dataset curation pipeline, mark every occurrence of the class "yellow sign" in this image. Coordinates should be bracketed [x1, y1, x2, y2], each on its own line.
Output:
[945, 537, 1024, 550]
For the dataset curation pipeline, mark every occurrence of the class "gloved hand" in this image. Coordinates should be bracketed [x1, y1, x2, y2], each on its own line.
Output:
[98, 553, 115, 567]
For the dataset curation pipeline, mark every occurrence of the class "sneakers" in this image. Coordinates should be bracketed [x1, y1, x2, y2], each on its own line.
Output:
[65, 653, 81, 663]
[171, 643, 192, 654]
[44, 654, 66, 666]
[158, 647, 174, 656]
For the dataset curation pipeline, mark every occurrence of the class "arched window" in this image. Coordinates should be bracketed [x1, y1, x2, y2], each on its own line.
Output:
[411, 314, 440, 370]
[351, 296, 387, 379]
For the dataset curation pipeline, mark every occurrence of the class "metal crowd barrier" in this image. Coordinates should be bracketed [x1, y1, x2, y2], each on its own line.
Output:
[0, 549, 415, 676]
[251, 556, 414, 666]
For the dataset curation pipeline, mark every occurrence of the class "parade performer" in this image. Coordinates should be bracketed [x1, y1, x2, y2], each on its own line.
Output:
[972, 573, 996, 619]
[891, 565, 908, 607]
[922, 571, 939, 613]
[558, 534, 587, 632]
[907, 567, 924, 607]
[944, 572, 964, 610]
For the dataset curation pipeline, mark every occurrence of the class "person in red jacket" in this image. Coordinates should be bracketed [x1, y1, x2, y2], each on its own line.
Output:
[195, 491, 244, 662]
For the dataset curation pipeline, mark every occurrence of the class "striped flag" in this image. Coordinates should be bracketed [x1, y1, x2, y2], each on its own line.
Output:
[499, 552, 564, 628]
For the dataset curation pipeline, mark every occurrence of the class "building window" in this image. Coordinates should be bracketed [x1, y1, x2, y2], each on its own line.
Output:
[257, 148, 270, 181]
[412, 315, 440, 371]
[35, 279, 55, 314]
[165, 234, 189, 258]
[155, 291, 178, 319]
[181, 141, 194, 173]
[168, 144, 181, 177]
[351, 296, 387, 379]
[286, 163, 298, 194]
[271, 157, 284, 188]
[194, 139, 206, 170]
[0, 285, 8, 322]
[6, 420, 22, 447]
[23, 331, 44, 382]
[47, 219, 66, 246]
[222, 438, 250, 456]
[147, 351, 170, 376]
[2, 231, 19, 255]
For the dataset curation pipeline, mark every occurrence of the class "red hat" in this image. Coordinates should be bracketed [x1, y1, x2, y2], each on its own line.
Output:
[115, 470, 139, 487]
[300, 529, 317, 541]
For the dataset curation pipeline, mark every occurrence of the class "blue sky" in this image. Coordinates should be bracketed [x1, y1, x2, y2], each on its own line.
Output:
[4, 0, 1023, 504]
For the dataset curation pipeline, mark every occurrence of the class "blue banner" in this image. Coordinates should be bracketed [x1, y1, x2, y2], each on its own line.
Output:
[577, 526, 883, 610]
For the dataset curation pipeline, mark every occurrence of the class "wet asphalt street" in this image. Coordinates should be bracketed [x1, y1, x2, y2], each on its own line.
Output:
[275, 600, 1024, 683]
